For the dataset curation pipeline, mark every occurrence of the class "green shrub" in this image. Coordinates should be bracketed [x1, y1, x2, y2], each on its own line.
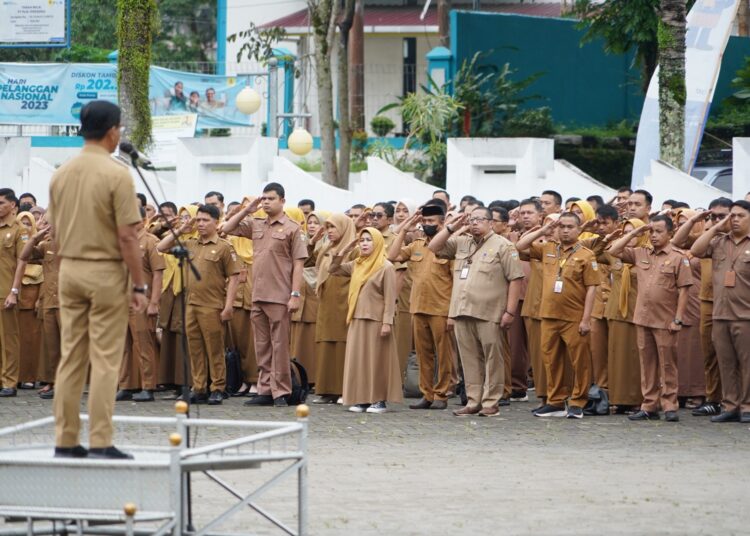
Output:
[370, 115, 395, 137]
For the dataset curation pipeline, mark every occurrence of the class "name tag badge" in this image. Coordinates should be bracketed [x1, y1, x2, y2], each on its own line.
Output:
[724, 270, 736, 288]
[460, 266, 470, 280]
[554, 279, 563, 293]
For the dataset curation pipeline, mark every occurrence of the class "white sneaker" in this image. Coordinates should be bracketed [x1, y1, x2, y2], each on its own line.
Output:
[336, 396, 343, 404]
[366, 401, 387, 414]
[348, 404, 368, 413]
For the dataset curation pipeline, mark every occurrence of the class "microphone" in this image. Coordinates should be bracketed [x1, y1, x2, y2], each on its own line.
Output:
[119, 141, 156, 170]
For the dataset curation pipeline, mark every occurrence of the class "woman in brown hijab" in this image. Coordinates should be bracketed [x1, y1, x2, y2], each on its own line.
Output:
[313, 213, 357, 403]
[15, 212, 43, 388]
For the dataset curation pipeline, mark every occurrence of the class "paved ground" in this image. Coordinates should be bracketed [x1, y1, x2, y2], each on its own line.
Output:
[1, 389, 748, 535]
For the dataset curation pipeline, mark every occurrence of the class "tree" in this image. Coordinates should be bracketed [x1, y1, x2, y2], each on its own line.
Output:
[658, 0, 687, 169]
[336, 0, 356, 188]
[309, 0, 342, 188]
[117, 0, 158, 150]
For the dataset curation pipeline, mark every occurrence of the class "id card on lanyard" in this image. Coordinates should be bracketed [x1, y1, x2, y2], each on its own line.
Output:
[460, 237, 489, 280]
[554, 244, 580, 294]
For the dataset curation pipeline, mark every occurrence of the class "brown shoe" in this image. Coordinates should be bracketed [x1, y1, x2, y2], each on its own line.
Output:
[408, 398, 433, 410]
[430, 400, 447, 410]
[478, 407, 500, 417]
[453, 405, 480, 417]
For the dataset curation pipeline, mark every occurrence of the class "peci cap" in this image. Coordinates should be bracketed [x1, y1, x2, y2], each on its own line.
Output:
[78, 100, 121, 139]
[421, 204, 445, 217]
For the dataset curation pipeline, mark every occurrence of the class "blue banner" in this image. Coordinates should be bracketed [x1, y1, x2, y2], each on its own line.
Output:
[0, 63, 255, 129]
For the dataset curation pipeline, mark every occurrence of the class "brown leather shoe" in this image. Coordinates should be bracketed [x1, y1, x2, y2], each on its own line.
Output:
[478, 407, 500, 417]
[453, 405, 480, 417]
[430, 400, 447, 410]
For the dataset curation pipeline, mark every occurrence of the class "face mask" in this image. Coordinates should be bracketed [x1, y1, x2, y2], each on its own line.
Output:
[422, 224, 439, 237]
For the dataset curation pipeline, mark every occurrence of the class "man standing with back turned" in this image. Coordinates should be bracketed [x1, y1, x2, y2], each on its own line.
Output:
[48, 101, 147, 459]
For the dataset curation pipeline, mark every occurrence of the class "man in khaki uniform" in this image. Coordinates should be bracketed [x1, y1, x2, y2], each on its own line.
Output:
[692, 200, 750, 423]
[610, 215, 692, 422]
[223, 183, 307, 406]
[48, 101, 147, 459]
[389, 203, 455, 410]
[0, 189, 25, 397]
[429, 207, 524, 417]
[158, 204, 239, 405]
[517, 213, 601, 419]
[116, 208, 165, 402]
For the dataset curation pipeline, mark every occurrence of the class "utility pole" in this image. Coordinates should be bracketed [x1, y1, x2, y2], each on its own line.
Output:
[350, 0, 365, 130]
[438, 0, 450, 48]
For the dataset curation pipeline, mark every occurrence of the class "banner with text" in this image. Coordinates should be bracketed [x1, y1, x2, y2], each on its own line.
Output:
[0, 63, 255, 129]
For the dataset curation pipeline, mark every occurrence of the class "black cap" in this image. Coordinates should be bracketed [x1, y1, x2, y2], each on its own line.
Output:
[78, 101, 121, 139]
[421, 204, 445, 217]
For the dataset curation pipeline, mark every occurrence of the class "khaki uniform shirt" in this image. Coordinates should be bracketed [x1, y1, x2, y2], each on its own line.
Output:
[32, 239, 59, 310]
[236, 214, 308, 304]
[331, 260, 397, 324]
[438, 232, 525, 323]
[184, 233, 240, 310]
[581, 237, 611, 320]
[530, 241, 601, 323]
[0, 217, 26, 296]
[699, 258, 713, 302]
[705, 233, 750, 321]
[520, 256, 543, 320]
[394, 238, 452, 317]
[619, 244, 693, 329]
[48, 145, 141, 260]
[139, 230, 166, 282]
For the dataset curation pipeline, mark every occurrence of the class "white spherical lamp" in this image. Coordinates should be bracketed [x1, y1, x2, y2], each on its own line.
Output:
[235, 87, 261, 115]
[288, 127, 313, 156]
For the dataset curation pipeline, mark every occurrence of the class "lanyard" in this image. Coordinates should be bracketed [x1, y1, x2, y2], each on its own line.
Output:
[465, 235, 491, 265]
[556, 243, 581, 278]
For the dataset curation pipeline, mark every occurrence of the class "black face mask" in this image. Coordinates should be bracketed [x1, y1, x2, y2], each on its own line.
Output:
[422, 224, 439, 237]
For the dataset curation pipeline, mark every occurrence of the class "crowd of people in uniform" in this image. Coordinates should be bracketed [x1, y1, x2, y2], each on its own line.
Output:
[1, 181, 749, 423]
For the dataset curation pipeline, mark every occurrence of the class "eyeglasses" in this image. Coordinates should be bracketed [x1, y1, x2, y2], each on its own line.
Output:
[468, 217, 489, 223]
[710, 214, 724, 221]
[370, 212, 386, 219]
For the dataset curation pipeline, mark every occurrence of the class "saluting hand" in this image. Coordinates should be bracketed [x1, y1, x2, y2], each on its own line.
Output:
[311, 226, 326, 244]
[342, 237, 360, 255]
[354, 209, 371, 230]
[179, 217, 196, 235]
[581, 219, 598, 234]
[603, 228, 624, 243]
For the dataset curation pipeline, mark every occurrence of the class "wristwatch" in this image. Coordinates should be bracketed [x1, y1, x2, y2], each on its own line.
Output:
[290, 291, 301, 298]
[446, 224, 455, 234]
[10, 288, 18, 296]
[133, 285, 148, 294]
[673, 318, 683, 326]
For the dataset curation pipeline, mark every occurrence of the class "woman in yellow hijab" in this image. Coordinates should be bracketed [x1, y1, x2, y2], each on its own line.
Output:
[311, 213, 357, 404]
[604, 218, 648, 412]
[14, 212, 43, 388]
[570, 200, 599, 240]
[329, 228, 403, 414]
[157, 204, 198, 391]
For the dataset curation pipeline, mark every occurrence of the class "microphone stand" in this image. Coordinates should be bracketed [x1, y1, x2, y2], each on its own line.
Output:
[124, 153, 198, 533]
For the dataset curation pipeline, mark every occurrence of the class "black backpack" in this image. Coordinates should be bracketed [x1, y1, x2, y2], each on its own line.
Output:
[288, 359, 310, 406]
[224, 328, 243, 395]
[583, 384, 610, 416]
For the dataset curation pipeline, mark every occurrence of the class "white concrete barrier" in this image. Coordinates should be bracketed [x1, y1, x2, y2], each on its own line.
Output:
[642, 159, 726, 209]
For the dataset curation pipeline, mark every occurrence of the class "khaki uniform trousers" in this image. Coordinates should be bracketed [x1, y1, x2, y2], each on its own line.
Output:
[251, 302, 292, 399]
[540, 319, 591, 408]
[700, 301, 721, 404]
[590, 317, 609, 390]
[503, 312, 529, 397]
[119, 310, 159, 390]
[453, 316, 504, 410]
[0, 307, 20, 389]
[412, 313, 454, 402]
[523, 317, 547, 399]
[55, 259, 129, 449]
[40, 308, 61, 384]
[712, 319, 750, 413]
[186, 305, 226, 393]
[635, 326, 679, 413]
[230, 308, 258, 384]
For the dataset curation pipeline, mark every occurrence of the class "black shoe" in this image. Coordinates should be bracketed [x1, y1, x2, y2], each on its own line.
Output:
[430, 400, 447, 410]
[88, 446, 134, 460]
[189, 391, 209, 404]
[132, 390, 154, 402]
[567, 406, 584, 419]
[692, 402, 721, 416]
[244, 394, 274, 407]
[39, 388, 54, 400]
[510, 390, 529, 402]
[274, 396, 289, 407]
[533, 404, 567, 417]
[499, 398, 510, 407]
[628, 410, 660, 421]
[115, 389, 134, 402]
[54, 445, 88, 458]
[741, 412, 750, 424]
[665, 411, 679, 422]
[409, 398, 433, 410]
[0, 388, 17, 397]
[207, 390, 223, 405]
[711, 410, 740, 423]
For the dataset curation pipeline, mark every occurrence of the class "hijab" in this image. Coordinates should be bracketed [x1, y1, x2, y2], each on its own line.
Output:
[571, 200, 598, 240]
[163, 205, 199, 294]
[302, 210, 331, 291]
[16, 212, 43, 285]
[285, 206, 307, 233]
[316, 213, 356, 294]
[618, 218, 649, 318]
[396, 198, 418, 217]
[347, 227, 386, 324]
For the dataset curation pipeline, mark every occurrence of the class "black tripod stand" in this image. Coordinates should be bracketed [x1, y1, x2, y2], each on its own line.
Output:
[119, 142, 199, 532]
